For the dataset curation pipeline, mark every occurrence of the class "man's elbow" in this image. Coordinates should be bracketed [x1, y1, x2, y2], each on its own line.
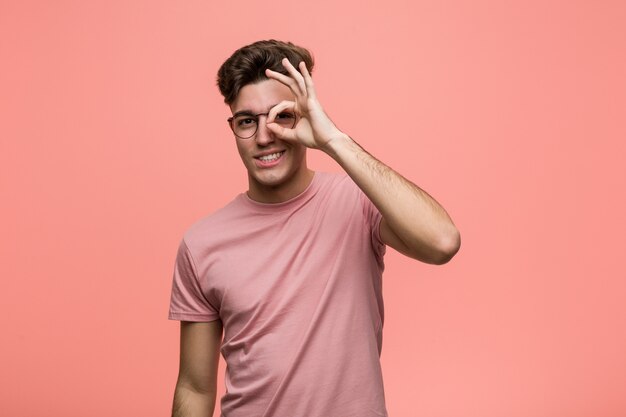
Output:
[432, 228, 461, 265]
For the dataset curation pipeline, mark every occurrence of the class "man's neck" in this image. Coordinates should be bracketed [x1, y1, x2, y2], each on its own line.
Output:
[246, 169, 315, 204]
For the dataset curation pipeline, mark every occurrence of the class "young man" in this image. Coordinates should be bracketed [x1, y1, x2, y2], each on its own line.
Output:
[168, 39, 460, 417]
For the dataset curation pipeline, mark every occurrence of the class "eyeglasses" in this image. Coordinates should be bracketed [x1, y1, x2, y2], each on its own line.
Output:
[227, 110, 297, 139]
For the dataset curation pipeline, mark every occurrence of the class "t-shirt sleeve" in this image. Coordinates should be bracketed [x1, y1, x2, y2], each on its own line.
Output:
[168, 238, 220, 322]
[356, 183, 387, 262]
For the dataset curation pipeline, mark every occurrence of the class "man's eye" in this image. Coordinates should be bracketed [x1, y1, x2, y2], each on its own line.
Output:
[237, 118, 256, 127]
[275, 112, 295, 125]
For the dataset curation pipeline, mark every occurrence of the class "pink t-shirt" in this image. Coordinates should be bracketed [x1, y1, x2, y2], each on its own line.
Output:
[168, 171, 388, 417]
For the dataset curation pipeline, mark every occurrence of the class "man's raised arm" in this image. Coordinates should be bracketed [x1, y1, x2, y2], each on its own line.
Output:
[265, 58, 461, 264]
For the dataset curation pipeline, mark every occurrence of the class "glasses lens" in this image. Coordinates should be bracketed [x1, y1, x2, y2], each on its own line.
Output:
[232, 116, 258, 139]
[274, 111, 296, 128]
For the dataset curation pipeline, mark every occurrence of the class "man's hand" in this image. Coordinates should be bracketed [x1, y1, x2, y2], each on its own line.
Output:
[265, 58, 345, 151]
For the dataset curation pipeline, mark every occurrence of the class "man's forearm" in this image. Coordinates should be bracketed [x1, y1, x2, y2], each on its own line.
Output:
[172, 384, 216, 417]
[323, 133, 460, 260]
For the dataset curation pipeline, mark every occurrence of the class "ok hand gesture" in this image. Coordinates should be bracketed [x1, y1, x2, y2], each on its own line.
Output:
[265, 58, 344, 151]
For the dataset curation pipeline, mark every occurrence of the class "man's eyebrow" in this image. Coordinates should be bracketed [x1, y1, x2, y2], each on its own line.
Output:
[232, 110, 255, 118]
[232, 104, 280, 118]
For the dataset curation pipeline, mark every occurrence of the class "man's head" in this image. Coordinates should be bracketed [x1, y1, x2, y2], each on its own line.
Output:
[217, 40, 316, 203]
[217, 39, 314, 106]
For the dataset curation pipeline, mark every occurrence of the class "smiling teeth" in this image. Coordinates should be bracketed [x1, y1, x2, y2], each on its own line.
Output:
[259, 152, 283, 162]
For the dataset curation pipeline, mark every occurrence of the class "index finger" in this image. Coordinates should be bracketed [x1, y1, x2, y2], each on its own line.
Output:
[266, 100, 296, 124]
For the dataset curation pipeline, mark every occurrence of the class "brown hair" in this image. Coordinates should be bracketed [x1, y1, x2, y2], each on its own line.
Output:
[217, 39, 314, 105]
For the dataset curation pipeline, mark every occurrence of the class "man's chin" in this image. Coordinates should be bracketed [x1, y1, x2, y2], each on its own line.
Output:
[249, 169, 289, 189]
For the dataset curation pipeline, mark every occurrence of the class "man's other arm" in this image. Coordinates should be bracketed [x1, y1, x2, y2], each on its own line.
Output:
[172, 320, 223, 417]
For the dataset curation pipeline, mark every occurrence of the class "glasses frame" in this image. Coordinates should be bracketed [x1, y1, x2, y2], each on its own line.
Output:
[227, 111, 297, 139]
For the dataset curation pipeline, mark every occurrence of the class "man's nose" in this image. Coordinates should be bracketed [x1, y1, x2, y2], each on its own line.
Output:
[255, 116, 275, 145]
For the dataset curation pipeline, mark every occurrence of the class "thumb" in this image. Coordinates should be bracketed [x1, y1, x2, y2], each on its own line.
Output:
[267, 122, 298, 142]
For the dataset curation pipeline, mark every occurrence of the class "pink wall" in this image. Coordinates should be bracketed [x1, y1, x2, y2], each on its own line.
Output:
[2, 1, 625, 416]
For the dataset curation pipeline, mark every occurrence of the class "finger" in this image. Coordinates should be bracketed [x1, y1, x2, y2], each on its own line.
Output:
[299, 61, 317, 100]
[266, 122, 298, 142]
[266, 100, 296, 124]
[281, 58, 307, 96]
[265, 68, 304, 99]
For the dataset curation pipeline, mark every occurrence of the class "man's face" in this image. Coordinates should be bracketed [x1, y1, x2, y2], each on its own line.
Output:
[229, 78, 309, 202]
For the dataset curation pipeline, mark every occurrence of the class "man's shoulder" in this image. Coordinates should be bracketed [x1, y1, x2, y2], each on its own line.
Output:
[317, 170, 361, 196]
[180, 193, 248, 246]
[316, 170, 352, 189]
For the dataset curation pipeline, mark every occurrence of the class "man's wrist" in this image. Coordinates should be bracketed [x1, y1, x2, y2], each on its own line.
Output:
[320, 131, 354, 159]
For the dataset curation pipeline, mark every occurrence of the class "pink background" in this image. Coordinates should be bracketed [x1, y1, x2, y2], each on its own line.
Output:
[2, 1, 625, 416]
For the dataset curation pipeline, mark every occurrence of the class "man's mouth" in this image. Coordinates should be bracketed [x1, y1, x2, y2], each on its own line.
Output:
[255, 150, 285, 163]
